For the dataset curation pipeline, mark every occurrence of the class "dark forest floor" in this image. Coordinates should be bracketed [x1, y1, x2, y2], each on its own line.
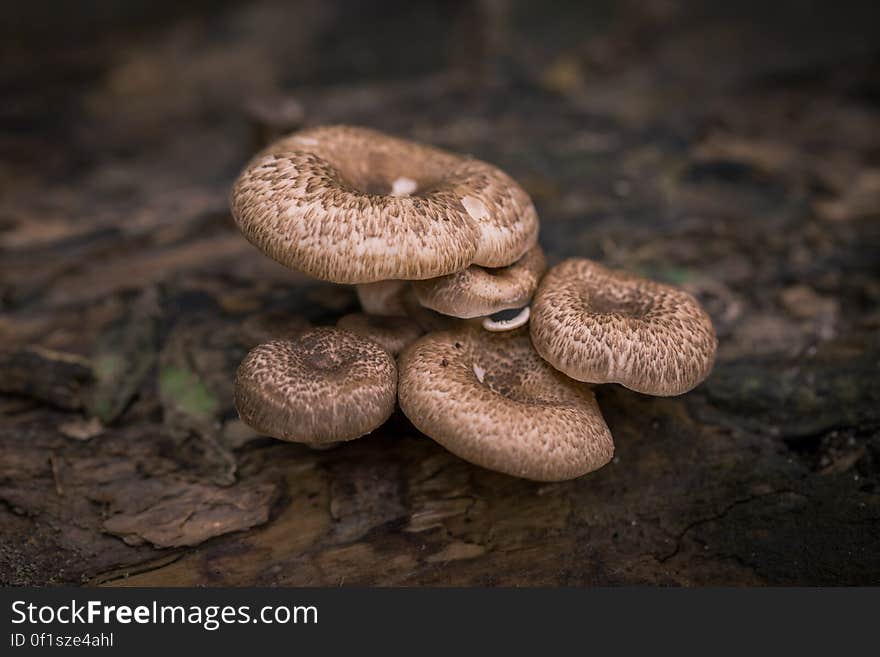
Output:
[1, 0, 879, 585]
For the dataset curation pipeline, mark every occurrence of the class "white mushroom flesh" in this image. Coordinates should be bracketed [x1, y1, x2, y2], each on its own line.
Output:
[482, 306, 530, 332]
[390, 177, 418, 196]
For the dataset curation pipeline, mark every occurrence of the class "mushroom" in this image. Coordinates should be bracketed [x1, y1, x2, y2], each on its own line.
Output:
[237, 311, 312, 349]
[482, 306, 531, 332]
[355, 280, 409, 316]
[356, 280, 460, 333]
[336, 313, 424, 357]
[234, 328, 397, 445]
[529, 258, 717, 396]
[412, 244, 546, 322]
[398, 327, 614, 481]
[230, 125, 539, 284]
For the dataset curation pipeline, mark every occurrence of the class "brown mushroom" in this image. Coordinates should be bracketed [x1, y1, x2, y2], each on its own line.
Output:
[234, 328, 397, 445]
[398, 327, 614, 481]
[529, 258, 717, 396]
[336, 313, 424, 357]
[358, 280, 461, 333]
[355, 280, 409, 316]
[412, 244, 546, 319]
[230, 125, 538, 284]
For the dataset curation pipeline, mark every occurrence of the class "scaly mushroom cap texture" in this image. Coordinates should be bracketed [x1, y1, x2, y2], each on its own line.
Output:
[529, 258, 717, 396]
[412, 244, 547, 318]
[234, 328, 397, 444]
[336, 313, 424, 357]
[398, 327, 614, 481]
[230, 125, 539, 283]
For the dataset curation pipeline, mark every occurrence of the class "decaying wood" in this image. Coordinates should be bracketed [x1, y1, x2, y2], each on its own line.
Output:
[1, 1, 878, 585]
[0, 346, 93, 410]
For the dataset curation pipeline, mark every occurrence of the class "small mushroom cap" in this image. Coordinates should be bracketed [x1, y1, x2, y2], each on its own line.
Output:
[530, 258, 717, 396]
[230, 125, 538, 283]
[234, 328, 397, 444]
[412, 244, 547, 319]
[398, 327, 614, 481]
[336, 313, 424, 357]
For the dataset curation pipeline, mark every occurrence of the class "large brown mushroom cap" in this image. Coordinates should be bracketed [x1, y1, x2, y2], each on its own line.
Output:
[336, 312, 423, 357]
[398, 327, 614, 481]
[234, 328, 397, 445]
[230, 125, 538, 283]
[530, 258, 717, 396]
[412, 244, 547, 319]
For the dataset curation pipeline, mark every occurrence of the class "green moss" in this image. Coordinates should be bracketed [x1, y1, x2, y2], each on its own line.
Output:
[159, 366, 219, 422]
[660, 267, 693, 285]
[636, 265, 693, 285]
[93, 353, 123, 380]
[89, 353, 126, 422]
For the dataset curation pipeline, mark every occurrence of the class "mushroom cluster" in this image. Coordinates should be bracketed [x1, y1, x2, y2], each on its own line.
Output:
[231, 125, 717, 481]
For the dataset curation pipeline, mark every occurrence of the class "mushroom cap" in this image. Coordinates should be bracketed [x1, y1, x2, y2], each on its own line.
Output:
[412, 244, 547, 318]
[336, 313, 424, 356]
[230, 125, 538, 284]
[234, 328, 397, 444]
[237, 311, 312, 349]
[398, 327, 614, 481]
[529, 258, 717, 396]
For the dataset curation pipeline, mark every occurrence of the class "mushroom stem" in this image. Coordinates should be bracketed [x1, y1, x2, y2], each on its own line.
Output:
[356, 281, 409, 316]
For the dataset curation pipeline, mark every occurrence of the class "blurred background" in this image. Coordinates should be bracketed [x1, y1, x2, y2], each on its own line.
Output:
[1, 1, 878, 586]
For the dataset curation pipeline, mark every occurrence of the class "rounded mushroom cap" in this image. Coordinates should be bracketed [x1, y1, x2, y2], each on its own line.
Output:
[234, 328, 397, 444]
[398, 327, 614, 481]
[230, 125, 538, 284]
[336, 313, 424, 357]
[413, 244, 547, 319]
[530, 258, 717, 396]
